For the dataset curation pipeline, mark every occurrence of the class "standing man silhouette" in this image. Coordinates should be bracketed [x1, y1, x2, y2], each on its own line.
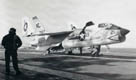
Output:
[2, 28, 22, 75]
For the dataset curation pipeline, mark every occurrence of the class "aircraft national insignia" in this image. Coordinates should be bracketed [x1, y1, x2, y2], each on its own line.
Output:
[24, 21, 28, 32]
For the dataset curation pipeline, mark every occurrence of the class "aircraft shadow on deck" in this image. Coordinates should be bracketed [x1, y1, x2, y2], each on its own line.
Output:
[0, 51, 136, 80]
[19, 54, 134, 68]
[18, 54, 136, 80]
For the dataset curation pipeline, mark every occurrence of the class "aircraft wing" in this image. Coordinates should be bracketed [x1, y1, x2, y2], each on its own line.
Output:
[45, 31, 73, 36]
[45, 31, 73, 45]
[37, 31, 73, 46]
[28, 31, 73, 37]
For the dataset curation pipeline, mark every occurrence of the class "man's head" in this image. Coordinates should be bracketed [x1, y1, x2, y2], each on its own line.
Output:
[9, 28, 16, 35]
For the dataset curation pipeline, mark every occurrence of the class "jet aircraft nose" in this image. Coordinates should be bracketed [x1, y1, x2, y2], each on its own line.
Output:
[120, 28, 130, 36]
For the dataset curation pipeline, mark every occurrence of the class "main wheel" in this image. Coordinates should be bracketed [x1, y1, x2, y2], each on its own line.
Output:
[47, 48, 51, 54]
[68, 50, 73, 55]
[65, 49, 73, 55]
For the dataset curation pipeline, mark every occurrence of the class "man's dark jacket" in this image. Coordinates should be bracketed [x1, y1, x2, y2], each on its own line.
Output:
[2, 34, 22, 51]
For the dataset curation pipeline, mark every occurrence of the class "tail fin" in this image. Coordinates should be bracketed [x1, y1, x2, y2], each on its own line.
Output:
[32, 16, 45, 34]
[22, 17, 35, 36]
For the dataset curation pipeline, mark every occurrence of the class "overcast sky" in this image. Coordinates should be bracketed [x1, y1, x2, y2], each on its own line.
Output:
[0, 0, 136, 48]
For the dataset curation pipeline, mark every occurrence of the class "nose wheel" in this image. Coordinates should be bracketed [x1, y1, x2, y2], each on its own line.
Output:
[65, 49, 73, 55]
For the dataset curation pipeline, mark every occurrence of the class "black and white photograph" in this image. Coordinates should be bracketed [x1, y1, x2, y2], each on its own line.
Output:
[0, 0, 135, 80]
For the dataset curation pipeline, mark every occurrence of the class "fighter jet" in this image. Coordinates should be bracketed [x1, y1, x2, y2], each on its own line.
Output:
[22, 16, 130, 54]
